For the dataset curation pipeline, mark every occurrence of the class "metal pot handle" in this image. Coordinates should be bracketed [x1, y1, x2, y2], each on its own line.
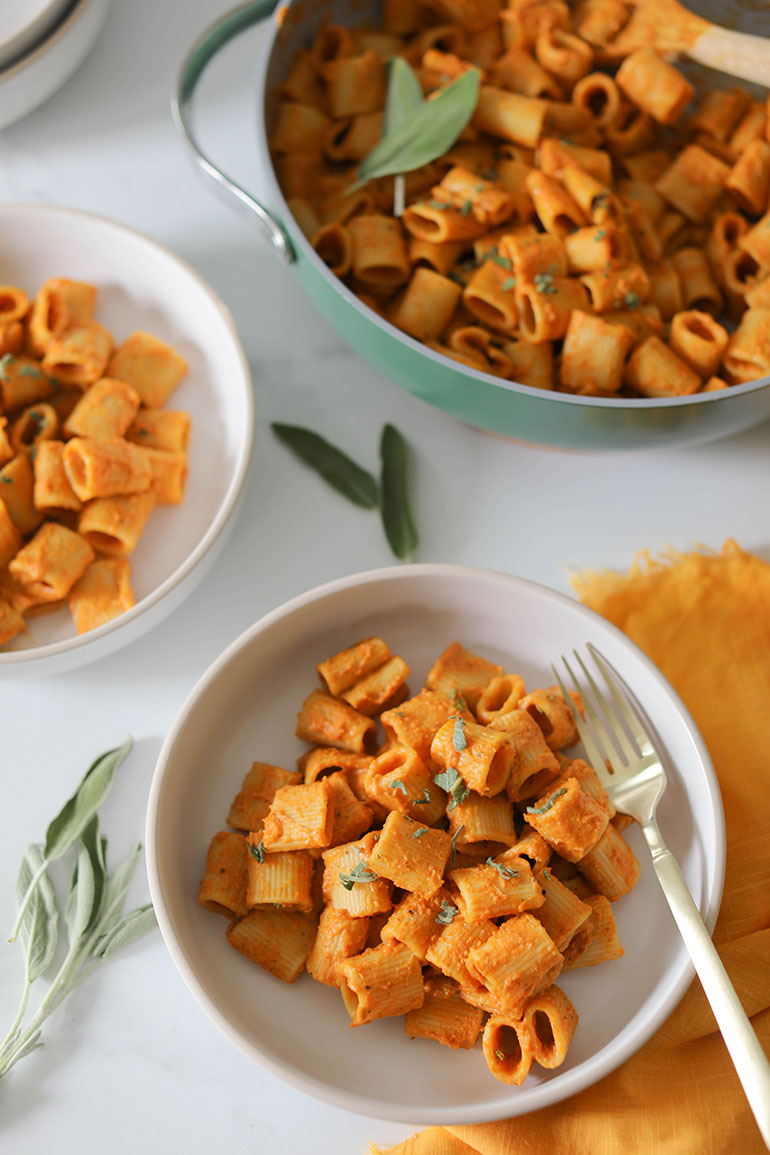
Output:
[172, 0, 295, 264]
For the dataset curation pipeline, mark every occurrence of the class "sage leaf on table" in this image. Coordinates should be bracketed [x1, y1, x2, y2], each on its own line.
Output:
[272, 423, 379, 509]
[0, 741, 157, 1081]
[272, 421, 419, 562]
[380, 423, 419, 563]
[383, 57, 425, 216]
[10, 738, 133, 942]
[354, 65, 480, 188]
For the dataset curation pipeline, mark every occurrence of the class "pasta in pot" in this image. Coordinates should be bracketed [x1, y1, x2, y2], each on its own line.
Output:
[273, 2, 770, 401]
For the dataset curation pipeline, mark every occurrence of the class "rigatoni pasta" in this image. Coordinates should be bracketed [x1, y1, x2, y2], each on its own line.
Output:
[199, 635, 640, 1085]
[273, 5, 770, 404]
[0, 275, 191, 649]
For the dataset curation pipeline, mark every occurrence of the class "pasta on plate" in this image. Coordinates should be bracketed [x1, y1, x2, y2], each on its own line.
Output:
[199, 637, 640, 1086]
[0, 277, 191, 649]
[272, 0, 770, 398]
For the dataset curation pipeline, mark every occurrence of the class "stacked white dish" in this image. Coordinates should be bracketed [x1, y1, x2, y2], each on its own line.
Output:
[0, 0, 111, 131]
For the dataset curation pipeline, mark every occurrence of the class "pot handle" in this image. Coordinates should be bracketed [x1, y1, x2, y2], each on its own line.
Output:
[172, 0, 295, 264]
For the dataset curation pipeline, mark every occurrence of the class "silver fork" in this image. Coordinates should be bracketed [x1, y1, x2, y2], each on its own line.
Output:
[553, 643, 770, 1150]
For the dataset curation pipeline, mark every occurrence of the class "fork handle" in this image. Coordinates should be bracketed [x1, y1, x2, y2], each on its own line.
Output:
[643, 818, 770, 1148]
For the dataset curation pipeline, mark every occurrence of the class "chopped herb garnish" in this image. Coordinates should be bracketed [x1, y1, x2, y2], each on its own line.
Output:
[427, 199, 451, 210]
[0, 475, 12, 484]
[526, 787, 568, 816]
[460, 199, 473, 217]
[247, 841, 265, 864]
[339, 861, 378, 890]
[451, 717, 467, 753]
[485, 856, 519, 880]
[490, 253, 513, 271]
[450, 824, 464, 866]
[593, 192, 610, 210]
[475, 182, 485, 192]
[136, 428, 149, 437]
[0, 353, 12, 381]
[481, 168, 500, 181]
[502, 276, 516, 292]
[449, 688, 468, 709]
[594, 229, 607, 241]
[390, 779, 409, 796]
[534, 271, 557, 295]
[411, 827, 428, 839]
[433, 765, 469, 810]
[435, 899, 458, 925]
[495, 1048, 505, 1061]
[560, 136, 574, 146]
[624, 291, 640, 310]
[18, 365, 42, 378]
[414, 788, 431, 805]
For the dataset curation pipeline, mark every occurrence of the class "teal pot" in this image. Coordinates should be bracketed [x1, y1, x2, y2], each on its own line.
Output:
[174, 0, 770, 451]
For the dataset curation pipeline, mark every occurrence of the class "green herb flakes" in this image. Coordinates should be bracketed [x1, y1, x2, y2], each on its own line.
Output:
[435, 899, 458, 925]
[526, 787, 568, 816]
[411, 827, 428, 839]
[495, 1048, 505, 1062]
[339, 861, 378, 891]
[502, 276, 516, 292]
[451, 717, 467, 753]
[426, 199, 452, 211]
[534, 271, 557, 295]
[414, 788, 431, 805]
[18, 365, 43, 378]
[0, 353, 12, 381]
[624, 291, 641, 310]
[594, 229, 607, 241]
[485, 856, 518, 880]
[248, 841, 265, 864]
[490, 253, 513, 271]
[433, 765, 469, 811]
[450, 824, 464, 866]
[390, 779, 409, 796]
[460, 199, 473, 218]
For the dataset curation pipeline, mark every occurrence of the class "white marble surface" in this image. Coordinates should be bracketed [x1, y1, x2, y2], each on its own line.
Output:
[0, 2, 767, 1152]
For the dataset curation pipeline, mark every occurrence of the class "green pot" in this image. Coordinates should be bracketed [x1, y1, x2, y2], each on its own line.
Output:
[174, 0, 770, 451]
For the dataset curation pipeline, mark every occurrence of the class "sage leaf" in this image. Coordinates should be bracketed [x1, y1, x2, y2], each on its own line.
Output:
[272, 424, 379, 509]
[44, 738, 132, 861]
[11, 739, 132, 942]
[380, 423, 418, 562]
[79, 816, 108, 934]
[384, 56, 423, 136]
[94, 842, 142, 937]
[355, 67, 480, 187]
[94, 905, 156, 960]
[16, 847, 58, 984]
[65, 838, 97, 944]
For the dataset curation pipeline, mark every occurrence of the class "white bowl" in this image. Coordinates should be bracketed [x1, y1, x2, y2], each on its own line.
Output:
[146, 564, 725, 1124]
[0, 0, 110, 132]
[0, 203, 254, 676]
[0, 0, 73, 70]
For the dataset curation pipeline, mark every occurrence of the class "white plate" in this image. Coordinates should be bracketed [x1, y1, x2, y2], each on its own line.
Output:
[0, 0, 110, 131]
[146, 565, 725, 1124]
[0, 203, 254, 675]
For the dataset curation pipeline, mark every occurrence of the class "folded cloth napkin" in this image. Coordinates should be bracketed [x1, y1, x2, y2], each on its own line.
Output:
[371, 541, 770, 1155]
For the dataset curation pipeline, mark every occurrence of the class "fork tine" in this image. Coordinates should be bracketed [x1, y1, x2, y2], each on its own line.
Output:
[572, 650, 640, 767]
[552, 658, 613, 778]
[588, 643, 656, 755]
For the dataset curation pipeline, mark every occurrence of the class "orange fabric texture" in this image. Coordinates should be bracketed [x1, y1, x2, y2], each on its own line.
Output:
[373, 541, 770, 1155]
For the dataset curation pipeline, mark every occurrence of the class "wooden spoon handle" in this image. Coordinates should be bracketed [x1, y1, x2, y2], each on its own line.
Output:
[688, 25, 770, 87]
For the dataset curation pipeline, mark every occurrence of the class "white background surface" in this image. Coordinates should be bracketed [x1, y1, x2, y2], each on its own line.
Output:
[0, 1, 765, 1152]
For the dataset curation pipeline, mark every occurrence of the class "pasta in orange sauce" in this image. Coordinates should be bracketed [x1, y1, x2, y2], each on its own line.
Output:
[199, 637, 639, 1085]
[0, 277, 190, 649]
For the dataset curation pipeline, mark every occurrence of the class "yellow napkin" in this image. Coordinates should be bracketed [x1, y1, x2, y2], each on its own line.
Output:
[372, 541, 770, 1155]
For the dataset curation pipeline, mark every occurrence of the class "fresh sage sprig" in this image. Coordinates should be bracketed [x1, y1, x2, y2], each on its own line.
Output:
[354, 63, 480, 190]
[382, 57, 424, 216]
[271, 421, 418, 562]
[0, 739, 156, 1081]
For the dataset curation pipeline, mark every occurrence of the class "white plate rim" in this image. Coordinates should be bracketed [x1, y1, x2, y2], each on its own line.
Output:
[145, 563, 726, 1125]
[0, 201, 255, 667]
